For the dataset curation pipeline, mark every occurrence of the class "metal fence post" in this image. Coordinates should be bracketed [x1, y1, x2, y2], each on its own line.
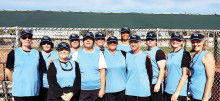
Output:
[2, 81, 8, 101]
[214, 32, 218, 64]
[15, 26, 19, 48]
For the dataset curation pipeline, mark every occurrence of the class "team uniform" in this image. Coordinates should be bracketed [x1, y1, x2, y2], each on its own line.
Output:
[190, 50, 211, 101]
[145, 46, 166, 101]
[165, 48, 191, 101]
[40, 50, 59, 100]
[47, 59, 81, 101]
[72, 49, 107, 101]
[104, 50, 127, 101]
[6, 47, 46, 101]
[125, 51, 152, 101]
[117, 42, 131, 52]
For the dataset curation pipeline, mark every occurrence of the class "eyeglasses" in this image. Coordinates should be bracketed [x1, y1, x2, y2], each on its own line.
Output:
[42, 42, 52, 45]
[21, 36, 32, 40]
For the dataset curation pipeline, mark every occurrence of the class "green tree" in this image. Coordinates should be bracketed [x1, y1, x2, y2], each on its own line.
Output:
[79, 30, 89, 36]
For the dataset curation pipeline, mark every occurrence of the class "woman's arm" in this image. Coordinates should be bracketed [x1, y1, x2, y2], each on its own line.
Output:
[47, 63, 63, 98]
[99, 68, 106, 98]
[171, 67, 189, 101]
[202, 52, 215, 101]
[154, 60, 166, 92]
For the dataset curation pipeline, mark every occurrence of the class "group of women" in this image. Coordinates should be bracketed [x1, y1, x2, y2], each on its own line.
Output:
[5, 27, 215, 101]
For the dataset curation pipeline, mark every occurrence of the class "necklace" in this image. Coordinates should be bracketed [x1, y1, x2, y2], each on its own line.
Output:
[59, 60, 73, 71]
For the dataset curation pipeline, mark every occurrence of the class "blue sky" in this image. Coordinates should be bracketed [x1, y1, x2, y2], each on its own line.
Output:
[1, 0, 220, 14]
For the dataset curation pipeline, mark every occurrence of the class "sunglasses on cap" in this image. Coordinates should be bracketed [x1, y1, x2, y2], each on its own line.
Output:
[21, 36, 32, 40]
[42, 42, 52, 45]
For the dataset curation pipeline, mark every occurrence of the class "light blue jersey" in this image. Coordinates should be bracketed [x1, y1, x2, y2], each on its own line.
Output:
[69, 49, 76, 60]
[145, 46, 160, 84]
[165, 49, 188, 96]
[53, 59, 76, 88]
[76, 49, 103, 90]
[41, 51, 59, 88]
[13, 47, 40, 96]
[125, 51, 151, 97]
[117, 42, 131, 52]
[190, 50, 211, 100]
[104, 50, 127, 93]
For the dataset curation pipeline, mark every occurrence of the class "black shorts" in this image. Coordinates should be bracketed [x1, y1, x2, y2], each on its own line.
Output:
[14, 96, 39, 101]
[150, 84, 163, 101]
[39, 87, 48, 101]
[105, 90, 125, 101]
[79, 89, 103, 101]
[125, 95, 150, 101]
[164, 92, 187, 101]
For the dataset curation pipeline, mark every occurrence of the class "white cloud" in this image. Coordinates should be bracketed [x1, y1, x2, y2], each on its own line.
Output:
[0, 0, 219, 14]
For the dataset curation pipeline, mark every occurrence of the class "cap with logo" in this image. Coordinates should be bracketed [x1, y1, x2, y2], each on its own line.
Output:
[69, 34, 79, 41]
[41, 36, 52, 43]
[83, 32, 94, 41]
[129, 34, 141, 42]
[190, 33, 204, 40]
[107, 36, 118, 43]
[95, 32, 105, 39]
[120, 26, 131, 33]
[20, 29, 33, 37]
[170, 33, 183, 40]
[146, 32, 157, 40]
[56, 42, 70, 51]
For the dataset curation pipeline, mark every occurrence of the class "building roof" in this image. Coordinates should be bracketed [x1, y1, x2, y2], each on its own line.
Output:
[0, 10, 220, 29]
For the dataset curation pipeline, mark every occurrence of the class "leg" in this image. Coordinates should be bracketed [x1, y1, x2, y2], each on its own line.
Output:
[105, 93, 116, 101]
[90, 89, 100, 101]
[126, 95, 137, 101]
[150, 84, 163, 101]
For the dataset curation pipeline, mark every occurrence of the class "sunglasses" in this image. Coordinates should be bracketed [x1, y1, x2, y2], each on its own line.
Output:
[21, 36, 32, 40]
[146, 39, 155, 41]
[42, 42, 52, 45]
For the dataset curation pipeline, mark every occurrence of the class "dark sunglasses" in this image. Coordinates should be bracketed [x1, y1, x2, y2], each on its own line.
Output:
[21, 36, 32, 40]
[146, 39, 155, 41]
[42, 42, 52, 45]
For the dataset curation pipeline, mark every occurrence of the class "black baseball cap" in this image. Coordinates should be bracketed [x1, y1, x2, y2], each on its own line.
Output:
[95, 32, 105, 39]
[190, 33, 204, 40]
[120, 26, 130, 33]
[83, 32, 94, 41]
[129, 34, 141, 42]
[56, 42, 70, 51]
[146, 32, 157, 40]
[170, 33, 183, 40]
[41, 36, 52, 43]
[107, 36, 118, 43]
[20, 29, 33, 37]
[69, 34, 79, 41]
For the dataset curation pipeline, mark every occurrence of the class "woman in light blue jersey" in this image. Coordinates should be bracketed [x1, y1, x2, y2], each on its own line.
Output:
[71, 32, 107, 101]
[145, 31, 166, 101]
[189, 32, 215, 101]
[47, 42, 81, 101]
[125, 34, 152, 101]
[39, 36, 59, 101]
[104, 36, 127, 101]
[165, 33, 191, 101]
[5, 30, 46, 101]
[68, 34, 81, 59]
[117, 26, 132, 52]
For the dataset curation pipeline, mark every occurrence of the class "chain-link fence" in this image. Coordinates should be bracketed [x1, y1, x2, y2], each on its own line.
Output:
[0, 27, 219, 101]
